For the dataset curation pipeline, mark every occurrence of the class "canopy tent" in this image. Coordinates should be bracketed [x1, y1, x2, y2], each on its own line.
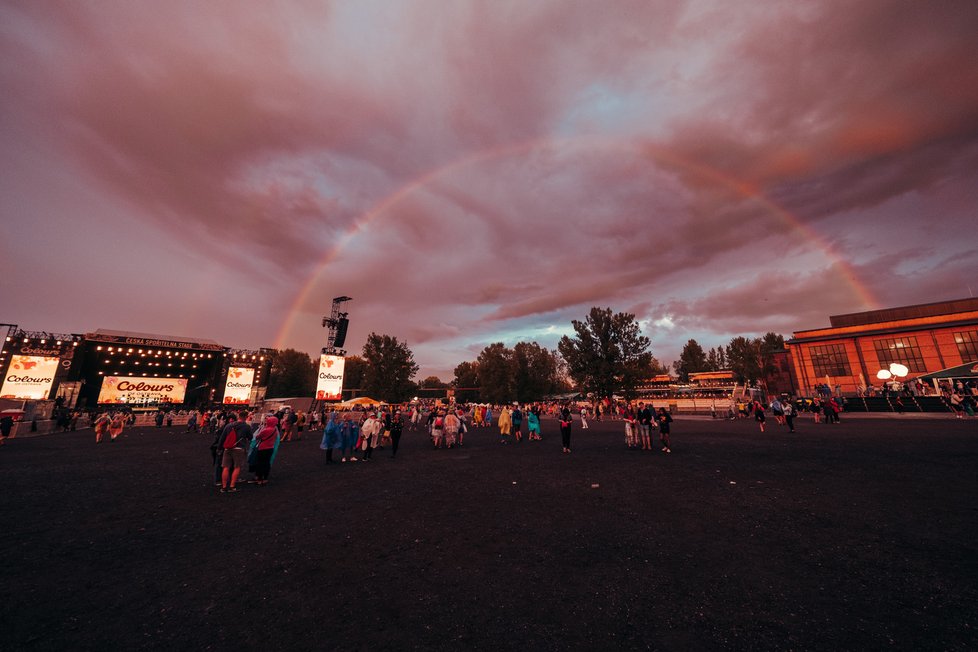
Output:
[334, 396, 383, 408]
[916, 361, 978, 381]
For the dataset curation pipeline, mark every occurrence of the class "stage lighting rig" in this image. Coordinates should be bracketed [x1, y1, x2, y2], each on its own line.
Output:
[322, 296, 352, 355]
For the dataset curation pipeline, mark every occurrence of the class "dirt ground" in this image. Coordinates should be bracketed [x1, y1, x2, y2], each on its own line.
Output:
[1, 414, 976, 651]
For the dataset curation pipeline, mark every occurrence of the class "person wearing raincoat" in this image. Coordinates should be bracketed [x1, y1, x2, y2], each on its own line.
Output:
[320, 411, 342, 463]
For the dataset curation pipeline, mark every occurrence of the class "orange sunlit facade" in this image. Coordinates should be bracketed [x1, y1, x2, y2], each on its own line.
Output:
[786, 298, 978, 395]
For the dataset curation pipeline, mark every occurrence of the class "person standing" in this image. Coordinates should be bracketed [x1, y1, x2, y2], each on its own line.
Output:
[252, 414, 279, 485]
[218, 411, 253, 493]
[527, 407, 541, 441]
[340, 414, 359, 462]
[753, 400, 766, 433]
[783, 400, 796, 433]
[623, 403, 637, 449]
[511, 405, 523, 443]
[94, 412, 111, 443]
[108, 411, 125, 442]
[320, 411, 341, 463]
[770, 398, 785, 426]
[497, 405, 512, 444]
[657, 407, 673, 453]
[637, 402, 653, 451]
[444, 410, 460, 448]
[559, 404, 573, 453]
[389, 412, 404, 458]
[360, 412, 382, 460]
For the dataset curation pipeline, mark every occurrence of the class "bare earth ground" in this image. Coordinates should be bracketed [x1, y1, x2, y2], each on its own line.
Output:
[1, 415, 976, 651]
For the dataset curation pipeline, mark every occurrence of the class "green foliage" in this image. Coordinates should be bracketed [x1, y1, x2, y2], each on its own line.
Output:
[361, 333, 420, 403]
[476, 343, 513, 404]
[452, 361, 481, 403]
[419, 376, 448, 389]
[706, 346, 727, 371]
[673, 338, 708, 382]
[725, 332, 785, 384]
[265, 349, 317, 398]
[342, 355, 367, 395]
[558, 307, 653, 400]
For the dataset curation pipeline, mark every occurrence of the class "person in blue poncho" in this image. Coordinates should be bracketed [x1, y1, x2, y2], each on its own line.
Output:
[339, 413, 359, 462]
[526, 406, 541, 441]
[320, 410, 342, 463]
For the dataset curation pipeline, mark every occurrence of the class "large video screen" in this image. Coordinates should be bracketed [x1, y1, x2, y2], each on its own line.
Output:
[223, 367, 255, 404]
[97, 376, 188, 404]
[316, 355, 345, 401]
[1, 355, 60, 400]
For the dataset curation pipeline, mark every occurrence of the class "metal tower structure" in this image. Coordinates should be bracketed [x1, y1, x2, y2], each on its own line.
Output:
[321, 296, 352, 355]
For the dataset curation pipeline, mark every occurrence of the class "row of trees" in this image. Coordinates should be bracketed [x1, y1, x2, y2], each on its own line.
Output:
[672, 333, 785, 384]
[452, 341, 568, 404]
[265, 308, 785, 403]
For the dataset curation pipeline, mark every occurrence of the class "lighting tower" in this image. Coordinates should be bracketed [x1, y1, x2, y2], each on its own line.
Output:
[322, 296, 352, 355]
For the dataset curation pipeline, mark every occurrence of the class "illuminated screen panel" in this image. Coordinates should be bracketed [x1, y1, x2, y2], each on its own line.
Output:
[97, 376, 188, 404]
[1, 355, 60, 400]
[223, 367, 255, 404]
[315, 355, 345, 401]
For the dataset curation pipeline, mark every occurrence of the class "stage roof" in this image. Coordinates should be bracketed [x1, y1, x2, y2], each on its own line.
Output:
[84, 329, 223, 349]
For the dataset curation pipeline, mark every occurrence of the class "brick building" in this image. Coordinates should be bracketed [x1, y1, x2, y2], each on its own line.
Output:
[785, 298, 978, 395]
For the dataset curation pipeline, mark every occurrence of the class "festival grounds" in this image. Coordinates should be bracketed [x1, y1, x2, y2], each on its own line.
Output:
[1, 415, 975, 651]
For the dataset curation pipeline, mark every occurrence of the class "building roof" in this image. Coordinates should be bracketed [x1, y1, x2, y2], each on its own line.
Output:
[829, 298, 978, 329]
[85, 329, 223, 348]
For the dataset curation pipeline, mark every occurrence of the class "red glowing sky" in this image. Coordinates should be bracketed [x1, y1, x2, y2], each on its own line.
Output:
[2, 1, 977, 377]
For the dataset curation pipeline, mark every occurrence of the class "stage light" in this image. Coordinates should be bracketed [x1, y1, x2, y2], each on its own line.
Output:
[73, 342, 78, 347]
[97, 346, 103, 351]
[128, 348, 133, 353]
[98, 371, 103, 375]
[23, 338, 28, 343]
[4, 337, 9, 342]
[135, 362, 140, 365]
[56, 341, 62, 346]
[889, 363, 909, 378]
[40, 339, 45, 344]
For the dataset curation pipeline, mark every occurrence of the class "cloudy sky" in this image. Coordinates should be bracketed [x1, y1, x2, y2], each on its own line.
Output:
[2, 0, 977, 379]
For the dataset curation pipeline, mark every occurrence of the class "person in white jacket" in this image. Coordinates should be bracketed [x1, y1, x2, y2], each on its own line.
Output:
[360, 413, 383, 460]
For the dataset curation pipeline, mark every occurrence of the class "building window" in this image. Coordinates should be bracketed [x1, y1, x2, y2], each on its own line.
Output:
[810, 344, 852, 377]
[954, 331, 978, 363]
[873, 337, 926, 373]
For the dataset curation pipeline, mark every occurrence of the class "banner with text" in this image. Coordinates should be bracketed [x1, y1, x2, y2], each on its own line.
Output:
[97, 376, 188, 404]
[316, 355, 345, 401]
[223, 367, 255, 404]
[1, 355, 60, 400]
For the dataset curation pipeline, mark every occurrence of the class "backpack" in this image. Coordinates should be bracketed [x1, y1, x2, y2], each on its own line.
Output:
[222, 425, 239, 449]
[434, 416, 444, 428]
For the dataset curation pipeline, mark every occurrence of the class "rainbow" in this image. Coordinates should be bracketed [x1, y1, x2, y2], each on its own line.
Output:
[274, 136, 879, 349]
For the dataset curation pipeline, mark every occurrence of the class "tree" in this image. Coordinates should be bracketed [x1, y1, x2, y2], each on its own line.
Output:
[419, 376, 448, 389]
[265, 348, 317, 398]
[343, 355, 367, 397]
[476, 343, 513, 404]
[558, 307, 653, 400]
[512, 342, 563, 402]
[725, 333, 786, 385]
[452, 361, 481, 403]
[673, 339, 708, 382]
[361, 333, 420, 403]
[706, 346, 727, 371]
